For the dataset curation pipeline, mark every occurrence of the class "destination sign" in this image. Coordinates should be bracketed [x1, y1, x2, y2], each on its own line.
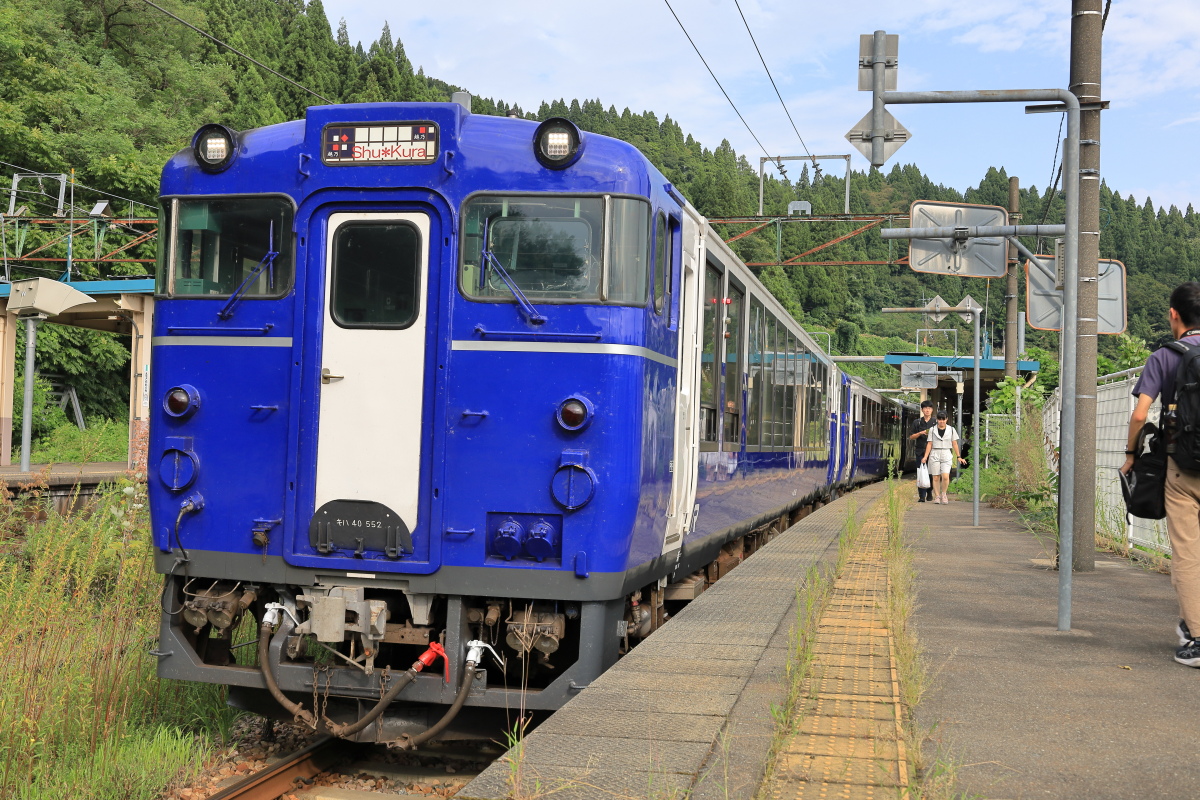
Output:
[323, 123, 439, 165]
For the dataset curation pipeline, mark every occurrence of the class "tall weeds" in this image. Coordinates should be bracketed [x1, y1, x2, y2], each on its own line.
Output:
[0, 479, 226, 799]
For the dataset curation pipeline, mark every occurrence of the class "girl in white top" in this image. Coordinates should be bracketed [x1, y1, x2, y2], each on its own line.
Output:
[921, 412, 966, 505]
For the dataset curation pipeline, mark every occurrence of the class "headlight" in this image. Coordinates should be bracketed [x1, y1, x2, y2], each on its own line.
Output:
[533, 118, 584, 169]
[192, 124, 238, 172]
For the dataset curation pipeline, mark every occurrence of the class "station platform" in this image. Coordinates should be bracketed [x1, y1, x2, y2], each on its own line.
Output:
[460, 483, 1198, 799]
[461, 483, 891, 800]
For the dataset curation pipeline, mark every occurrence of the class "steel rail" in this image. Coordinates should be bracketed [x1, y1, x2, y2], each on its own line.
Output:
[206, 735, 343, 800]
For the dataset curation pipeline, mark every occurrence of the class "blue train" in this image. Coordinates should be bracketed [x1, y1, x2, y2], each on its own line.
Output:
[150, 97, 918, 743]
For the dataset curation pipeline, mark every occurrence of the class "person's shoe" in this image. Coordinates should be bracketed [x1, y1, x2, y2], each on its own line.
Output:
[941, 493, 950, 504]
[1178, 619, 1192, 647]
[917, 497, 926, 503]
[1175, 638, 1200, 667]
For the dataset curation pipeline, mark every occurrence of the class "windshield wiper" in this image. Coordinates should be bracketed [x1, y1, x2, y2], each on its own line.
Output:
[218, 221, 279, 320]
[479, 219, 547, 325]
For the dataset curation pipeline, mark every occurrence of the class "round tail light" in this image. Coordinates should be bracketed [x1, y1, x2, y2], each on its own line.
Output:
[164, 385, 200, 419]
[557, 396, 593, 431]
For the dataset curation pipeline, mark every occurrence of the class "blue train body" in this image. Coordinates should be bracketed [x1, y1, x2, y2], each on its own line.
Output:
[150, 100, 915, 741]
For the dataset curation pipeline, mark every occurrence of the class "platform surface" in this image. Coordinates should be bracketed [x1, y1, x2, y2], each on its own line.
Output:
[460, 484, 886, 800]
[0, 460, 128, 486]
[910, 495, 1198, 799]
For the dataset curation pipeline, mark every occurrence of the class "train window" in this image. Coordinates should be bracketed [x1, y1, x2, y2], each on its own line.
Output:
[652, 213, 668, 314]
[608, 198, 651, 304]
[171, 197, 294, 297]
[723, 284, 743, 446]
[700, 265, 720, 443]
[330, 222, 421, 329]
[748, 300, 763, 448]
[155, 202, 171, 295]
[460, 195, 650, 306]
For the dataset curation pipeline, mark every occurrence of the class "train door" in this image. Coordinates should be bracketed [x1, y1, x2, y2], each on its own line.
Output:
[309, 211, 432, 564]
[825, 367, 838, 486]
[664, 216, 702, 554]
[849, 392, 862, 481]
[837, 374, 851, 482]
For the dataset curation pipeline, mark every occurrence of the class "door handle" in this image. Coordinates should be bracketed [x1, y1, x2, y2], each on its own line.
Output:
[321, 368, 344, 384]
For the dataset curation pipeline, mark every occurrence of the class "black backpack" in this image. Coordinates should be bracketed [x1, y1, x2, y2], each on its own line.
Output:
[1121, 422, 1167, 520]
[1166, 340, 1200, 472]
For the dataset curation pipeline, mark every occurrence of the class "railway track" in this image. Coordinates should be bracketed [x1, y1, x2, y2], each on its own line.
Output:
[203, 734, 498, 800]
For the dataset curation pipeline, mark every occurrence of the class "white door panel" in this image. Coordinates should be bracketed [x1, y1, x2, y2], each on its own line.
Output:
[316, 212, 429, 531]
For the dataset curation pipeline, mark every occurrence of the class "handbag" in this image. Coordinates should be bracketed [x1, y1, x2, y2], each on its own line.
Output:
[1120, 422, 1167, 520]
[916, 463, 931, 489]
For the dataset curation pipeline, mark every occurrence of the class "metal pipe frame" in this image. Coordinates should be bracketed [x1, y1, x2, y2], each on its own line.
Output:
[758, 154, 854, 216]
[878, 87, 1080, 631]
[881, 224, 1066, 240]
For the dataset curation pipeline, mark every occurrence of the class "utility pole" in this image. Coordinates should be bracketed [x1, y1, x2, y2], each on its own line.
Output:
[1070, 0, 1102, 572]
[1005, 176, 1020, 379]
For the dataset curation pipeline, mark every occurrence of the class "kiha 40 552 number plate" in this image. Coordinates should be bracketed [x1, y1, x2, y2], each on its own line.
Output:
[322, 123, 439, 165]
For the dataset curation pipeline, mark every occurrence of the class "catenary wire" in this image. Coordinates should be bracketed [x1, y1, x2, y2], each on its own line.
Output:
[730, 0, 817, 172]
[661, 0, 775, 165]
[139, 0, 332, 104]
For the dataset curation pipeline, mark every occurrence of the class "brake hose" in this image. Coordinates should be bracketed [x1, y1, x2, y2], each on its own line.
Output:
[394, 640, 500, 749]
[258, 606, 316, 728]
[327, 643, 445, 738]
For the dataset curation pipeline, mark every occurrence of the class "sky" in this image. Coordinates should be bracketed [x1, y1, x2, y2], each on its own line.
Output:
[322, 0, 1200, 213]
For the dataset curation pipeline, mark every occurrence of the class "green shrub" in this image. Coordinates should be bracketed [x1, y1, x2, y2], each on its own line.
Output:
[0, 480, 231, 798]
[30, 419, 129, 463]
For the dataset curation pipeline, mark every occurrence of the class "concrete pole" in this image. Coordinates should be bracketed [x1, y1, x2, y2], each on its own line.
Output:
[1070, 0, 1102, 572]
[20, 317, 36, 473]
[1005, 177, 1020, 380]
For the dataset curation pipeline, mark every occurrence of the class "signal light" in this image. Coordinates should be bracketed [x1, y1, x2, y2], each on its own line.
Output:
[556, 396, 593, 432]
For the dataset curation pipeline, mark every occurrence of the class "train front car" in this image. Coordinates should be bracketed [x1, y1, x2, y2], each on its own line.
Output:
[150, 103, 684, 741]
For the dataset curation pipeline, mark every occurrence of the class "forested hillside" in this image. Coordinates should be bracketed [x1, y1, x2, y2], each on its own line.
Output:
[1, 0, 1197, 413]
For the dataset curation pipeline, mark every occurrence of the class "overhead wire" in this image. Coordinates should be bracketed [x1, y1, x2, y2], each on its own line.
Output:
[730, 0, 818, 177]
[139, 0, 332, 104]
[661, 0, 775, 166]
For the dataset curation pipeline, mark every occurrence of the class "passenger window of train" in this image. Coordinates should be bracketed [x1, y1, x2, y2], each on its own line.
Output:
[155, 203, 171, 295]
[652, 213, 668, 314]
[700, 265, 721, 443]
[723, 285, 743, 445]
[171, 197, 294, 297]
[762, 315, 776, 448]
[784, 332, 797, 448]
[330, 222, 420, 329]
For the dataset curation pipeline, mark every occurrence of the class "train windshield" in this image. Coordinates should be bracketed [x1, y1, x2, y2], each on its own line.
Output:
[168, 197, 294, 298]
[460, 195, 649, 305]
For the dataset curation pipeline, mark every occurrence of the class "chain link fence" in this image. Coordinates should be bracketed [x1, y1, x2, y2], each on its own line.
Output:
[1045, 369, 1170, 554]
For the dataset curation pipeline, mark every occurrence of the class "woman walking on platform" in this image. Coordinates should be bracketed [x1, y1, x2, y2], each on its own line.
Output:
[922, 412, 967, 504]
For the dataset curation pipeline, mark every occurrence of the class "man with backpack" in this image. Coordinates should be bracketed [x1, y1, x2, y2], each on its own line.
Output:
[1120, 281, 1200, 668]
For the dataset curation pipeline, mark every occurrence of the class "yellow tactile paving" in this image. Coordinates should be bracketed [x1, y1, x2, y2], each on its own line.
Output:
[765, 507, 909, 800]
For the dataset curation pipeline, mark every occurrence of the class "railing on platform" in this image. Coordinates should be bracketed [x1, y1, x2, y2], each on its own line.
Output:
[1045, 369, 1170, 556]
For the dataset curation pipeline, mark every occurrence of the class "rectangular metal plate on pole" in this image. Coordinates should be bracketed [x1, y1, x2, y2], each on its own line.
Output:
[904, 201, 1009, 277]
[900, 360, 939, 390]
[1026, 256, 1127, 334]
[857, 33, 898, 91]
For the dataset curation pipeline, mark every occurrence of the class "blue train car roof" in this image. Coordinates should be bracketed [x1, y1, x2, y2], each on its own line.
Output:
[161, 103, 665, 204]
